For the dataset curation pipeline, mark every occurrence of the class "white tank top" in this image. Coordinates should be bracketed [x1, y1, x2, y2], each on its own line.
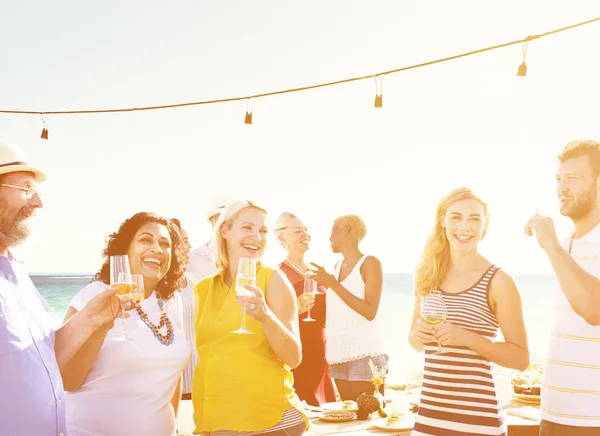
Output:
[325, 255, 387, 364]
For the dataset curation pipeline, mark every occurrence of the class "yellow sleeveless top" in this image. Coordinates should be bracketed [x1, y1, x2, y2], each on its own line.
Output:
[192, 265, 305, 433]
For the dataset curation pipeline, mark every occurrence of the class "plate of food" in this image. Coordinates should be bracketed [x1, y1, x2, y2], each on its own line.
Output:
[318, 411, 356, 422]
[513, 385, 541, 404]
[321, 400, 358, 412]
[513, 393, 541, 404]
[372, 414, 415, 431]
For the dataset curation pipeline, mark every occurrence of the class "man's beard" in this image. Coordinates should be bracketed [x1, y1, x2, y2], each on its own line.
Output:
[0, 197, 35, 248]
[561, 183, 597, 221]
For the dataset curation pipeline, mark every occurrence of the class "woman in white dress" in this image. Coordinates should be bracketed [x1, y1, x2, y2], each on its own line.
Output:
[62, 212, 192, 436]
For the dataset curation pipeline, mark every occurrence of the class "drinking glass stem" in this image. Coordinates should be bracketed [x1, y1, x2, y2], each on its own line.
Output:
[242, 308, 247, 330]
[121, 302, 128, 336]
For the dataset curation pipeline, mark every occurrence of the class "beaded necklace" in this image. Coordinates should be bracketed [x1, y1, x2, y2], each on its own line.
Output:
[136, 297, 174, 346]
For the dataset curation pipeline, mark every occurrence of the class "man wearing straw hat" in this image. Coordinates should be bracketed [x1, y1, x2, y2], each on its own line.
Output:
[0, 142, 133, 436]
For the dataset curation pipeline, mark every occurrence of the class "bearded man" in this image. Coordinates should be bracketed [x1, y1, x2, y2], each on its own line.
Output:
[0, 141, 132, 436]
[525, 140, 600, 436]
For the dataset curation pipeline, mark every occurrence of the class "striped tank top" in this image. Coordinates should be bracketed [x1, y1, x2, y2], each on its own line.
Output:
[412, 265, 507, 436]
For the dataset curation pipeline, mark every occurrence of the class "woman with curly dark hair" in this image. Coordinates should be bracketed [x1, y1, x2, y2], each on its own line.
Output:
[61, 212, 192, 436]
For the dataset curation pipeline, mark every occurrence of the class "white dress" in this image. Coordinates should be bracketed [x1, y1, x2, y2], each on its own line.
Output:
[65, 281, 192, 436]
[326, 255, 387, 364]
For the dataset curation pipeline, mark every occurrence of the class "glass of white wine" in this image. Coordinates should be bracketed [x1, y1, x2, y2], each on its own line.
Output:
[130, 274, 145, 305]
[420, 290, 448, 354]
[233, 257, 256, 335]
[110, 255, 133, 341]
[121, 274, 144, 340]
[302, 278, 317, 322]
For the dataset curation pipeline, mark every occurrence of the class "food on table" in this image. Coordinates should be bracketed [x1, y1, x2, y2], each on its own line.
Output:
[343, 400, 357, 410]
[386, 414, 402, 426]
[513, 385, 541, 395]
[357, 392, 382, 420]
[318, 411, 356, 422]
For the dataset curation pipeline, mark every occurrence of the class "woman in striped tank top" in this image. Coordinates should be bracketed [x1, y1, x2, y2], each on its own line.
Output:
[408, 187, 530, 436]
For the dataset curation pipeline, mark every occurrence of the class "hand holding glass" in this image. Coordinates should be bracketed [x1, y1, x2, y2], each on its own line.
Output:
[110, 255, 133, 340]
[302, 278, 318, 322]
[233, 257, 256, 335]
[420, 291, 448, 354]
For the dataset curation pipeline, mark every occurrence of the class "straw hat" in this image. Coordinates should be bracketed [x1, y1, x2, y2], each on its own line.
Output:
[205, 195, 233, 221]
[0, 142, 46, 182]
[206, 204, 226, 221]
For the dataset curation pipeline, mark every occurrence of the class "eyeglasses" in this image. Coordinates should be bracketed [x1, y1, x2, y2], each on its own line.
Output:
[0, 183, 42, 200]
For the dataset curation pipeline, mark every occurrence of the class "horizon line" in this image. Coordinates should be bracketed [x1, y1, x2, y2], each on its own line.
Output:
[29, 271, 558, 277]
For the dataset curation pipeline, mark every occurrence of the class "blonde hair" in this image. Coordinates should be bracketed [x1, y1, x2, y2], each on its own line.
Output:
[209, 200, 269, 270]
[335, 214, 367, 242]
[415, 187, 490, 297]
[274, 212, 298, 248]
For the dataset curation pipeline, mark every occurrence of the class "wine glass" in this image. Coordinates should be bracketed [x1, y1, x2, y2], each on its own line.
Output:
[302, 278, 317, 322]
[110, 255, 133, 340]
[233, 257, 256, 335]
[420, 291, 448, 354]
[120, 274, 144, 340]
[304, 258, 325, 295]
[130, 274, 145, 305]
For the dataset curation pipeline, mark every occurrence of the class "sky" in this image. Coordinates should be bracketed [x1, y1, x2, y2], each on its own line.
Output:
[1, 1, 599, 274]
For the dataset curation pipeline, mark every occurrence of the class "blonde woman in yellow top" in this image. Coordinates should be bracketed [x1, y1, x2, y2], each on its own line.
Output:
[192, 200, 306, 436]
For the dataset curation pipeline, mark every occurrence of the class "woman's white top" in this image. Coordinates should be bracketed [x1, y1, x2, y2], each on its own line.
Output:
[325, 255, 387, 364]
[65, 281, 192, 436]
[179, 271, 202, 395]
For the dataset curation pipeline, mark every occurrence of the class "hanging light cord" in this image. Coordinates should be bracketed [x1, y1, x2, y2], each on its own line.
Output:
[0, 16, 598, 116]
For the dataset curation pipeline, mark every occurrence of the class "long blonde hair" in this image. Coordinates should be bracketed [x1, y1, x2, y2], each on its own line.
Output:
[210, 200, 268, 271]
[415, 187, 489, 297]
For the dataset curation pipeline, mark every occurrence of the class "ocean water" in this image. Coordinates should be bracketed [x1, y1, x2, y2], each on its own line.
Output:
[33, 273, 557, 383]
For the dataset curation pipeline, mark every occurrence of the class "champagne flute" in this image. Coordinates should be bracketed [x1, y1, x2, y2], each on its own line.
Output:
[120, 274, 144, 340]
[233, 257, 256, 335]
[130, 274, 145, 305]
[110, 255, 133, 340]
[420, 291, 448, 354]
[304, 257, 325, 295]
[303, 278, 317, 322]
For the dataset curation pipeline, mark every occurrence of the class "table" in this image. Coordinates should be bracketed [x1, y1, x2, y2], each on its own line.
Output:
[306, 399, 540, 436]
[177, 398, 541, 435]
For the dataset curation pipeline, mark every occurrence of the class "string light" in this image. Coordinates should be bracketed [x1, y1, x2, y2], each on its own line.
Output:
[244, 99, 253, 125]
[40, 116, 48, 140]
[0, 16, 596, 131]
[517, 40, 529, 77]
[374, 75, 383, 109]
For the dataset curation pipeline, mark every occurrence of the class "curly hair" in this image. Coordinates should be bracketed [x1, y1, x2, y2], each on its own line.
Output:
[92, 212, 188, 299]
[334, 214, 367, 242]
[170, 217, 192, 255]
